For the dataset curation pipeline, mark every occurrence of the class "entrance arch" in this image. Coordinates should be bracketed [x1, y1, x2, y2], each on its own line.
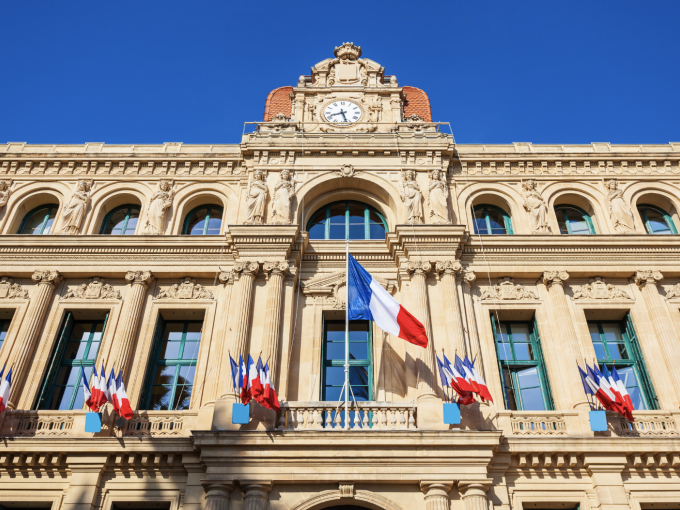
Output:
[290, 489, 405, 510]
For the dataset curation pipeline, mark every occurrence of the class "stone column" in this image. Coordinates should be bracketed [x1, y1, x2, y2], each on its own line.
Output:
[8, 269, 62, 406]
[634, 270, 680, 400]
[420, 481, 453, 510]
[458, 481, 492, 510]
[435, 260, 467, 357]
[114, 270, 154, 379]
[201, 481, 234, 510]
[406, 261, 438, 398]
[228, 261, 260, 361]
[461, 269, 484, 376]
[241, 481, 272, 510]
[261, 261, 288, 383]
[542, 270, 587, 409]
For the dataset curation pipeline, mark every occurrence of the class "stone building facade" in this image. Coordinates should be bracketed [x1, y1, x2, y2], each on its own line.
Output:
[0, 43, 679, 510]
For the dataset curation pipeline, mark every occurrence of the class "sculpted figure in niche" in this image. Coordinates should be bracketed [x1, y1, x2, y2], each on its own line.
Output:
[0, 180, 12, 209]
[427, 169, 451, 224]
[144, 179, 175, 235]
[400, 170, 423, 224]
[271, 169, 296, 224]
[606, 179, 635, 234]
[521, 179, 551, 234]
[59, 179, 94, 235]
[245, 169, 267, 224]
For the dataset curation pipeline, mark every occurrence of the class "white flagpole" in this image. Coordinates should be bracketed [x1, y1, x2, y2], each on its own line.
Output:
[345, 239, 350, 430]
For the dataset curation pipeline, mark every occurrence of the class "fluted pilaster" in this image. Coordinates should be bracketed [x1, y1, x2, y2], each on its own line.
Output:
[458, 481, 491, 510]
[261, 261, 288, 383]
[634, 270, 680, 401]
[229, 261, 260, 360]
[461, 269, 483, 375]
[8, 270, 62, 406]
[542, 270, 587, 409]
[201, 481, 234, 510]
[435, 260, 466, 356]
[406, 260, 437, 397]
[114, 270, 154, 379]
[241, 481, 272, 510]
[420, 481, 453, 510]
[206, 270, 235, 402]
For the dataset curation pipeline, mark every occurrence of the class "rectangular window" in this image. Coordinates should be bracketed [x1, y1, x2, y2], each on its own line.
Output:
[0, 318, 10, 352]
[37, 312, 107, 410]
[322, 319, 372, 402]
[142, 317, 203, 411]
[588, 314, 657, 410]
[492, 316, 554, 411]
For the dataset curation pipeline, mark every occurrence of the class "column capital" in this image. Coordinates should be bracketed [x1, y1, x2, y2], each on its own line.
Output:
[406, 260, 432, 277]
[218, 270, 235, 285]
[634, 269, 663, 289]
[201, 479, 235, 494]
[420, 480, 454, 495]
[125, 270, 154, 286]
[435, 260, 462, 277]
[542, 270, 570, 288]
[263, 261, 289, 279]
[462, 269, 476, 288]
[458, 480, 492, 498]
[240, 480, 272, 504]
[233, 261, 259, 279]
[31, 269, 62, 286]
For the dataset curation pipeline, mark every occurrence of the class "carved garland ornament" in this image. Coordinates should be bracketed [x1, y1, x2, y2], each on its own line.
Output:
[573, 277, 631, 300]
[480, 277, 538, 300]
[62, 277, 121, 300]
[665, 283, 680, 299]
[0, 277, 29, 299]
[156, 277, 214, 300]
[336, 164, 360, 178]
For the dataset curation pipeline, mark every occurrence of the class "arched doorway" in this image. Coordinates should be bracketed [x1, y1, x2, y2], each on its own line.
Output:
[326, 507, 368, 510]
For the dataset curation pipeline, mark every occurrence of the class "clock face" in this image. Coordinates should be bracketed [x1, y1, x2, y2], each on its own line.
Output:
[323, 100, 362, 124]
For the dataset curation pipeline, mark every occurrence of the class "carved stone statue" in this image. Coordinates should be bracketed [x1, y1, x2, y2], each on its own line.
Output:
[522, 180, 550, 234]
[427, 169, 450, 224]
[606, 179, 635, 234]
[59, 179, 94, 235]
[245, 170, 267, 224]
[400, 170, 423, 224]
[144, 180, 175, 235]
[271, 169, 296, 224]
[0, 180, 12, 209]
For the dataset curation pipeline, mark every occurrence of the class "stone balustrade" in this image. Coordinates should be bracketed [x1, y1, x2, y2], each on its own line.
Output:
[277, 401, 417, 430]
[1, 410, 79, 437]
[616, 410, 680, 437]
[121, 411, 198, 437]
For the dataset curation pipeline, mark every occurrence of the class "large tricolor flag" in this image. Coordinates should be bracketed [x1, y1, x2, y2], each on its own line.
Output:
[347, 253, 427, 347]
[0, 366, 11, 413]
[115, 370, 134, 420]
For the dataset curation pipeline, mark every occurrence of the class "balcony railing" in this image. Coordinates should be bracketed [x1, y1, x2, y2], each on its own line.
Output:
[120, 411, 198, 437]
[277, 402, 417, 431]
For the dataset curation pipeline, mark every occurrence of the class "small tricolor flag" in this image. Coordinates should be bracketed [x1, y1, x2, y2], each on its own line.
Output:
[230, 354, 280, 412]
[0, 366, 12, 413]
[579, 362, 634, 421]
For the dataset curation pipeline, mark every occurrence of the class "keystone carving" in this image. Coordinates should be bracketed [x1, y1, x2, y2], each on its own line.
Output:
[0, 180, 12, 209]
[156, 277, 213, 300]
[665, 283, 680, 299]
[32, 270, 63, 286]
[336, 164, 360, 178]
[573, 277, 631, 300]
[480, 277, 538, 300]
[125, 270, 154, 286]
[62, 277, 121, 300]
[0, 277, 29, 299]
[339, 483, 354, 498]
[542, 270, 570, 288]
[634, 270, 663, 289]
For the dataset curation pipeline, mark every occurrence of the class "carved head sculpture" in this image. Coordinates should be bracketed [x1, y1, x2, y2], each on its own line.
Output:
[605, 179, 619, 191]
[522, 180, 538, 192]
[431, 169, 441, 181]
[253, 169, 264, 181]
[404, 170, 415, 182]
[0, 180, 9, 192]
[281, 169, 290, 181]
[77, 179, 93, 192]
[158, 179, 172, 192]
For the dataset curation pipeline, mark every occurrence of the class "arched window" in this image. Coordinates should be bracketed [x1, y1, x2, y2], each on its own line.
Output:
[555, 205, 595, 235]
[472, 205, 513, 235]
[182, 205, 223, 235]
[18, 204, 58, 235]
[100, 204, 140, 235]
[638, 204, 677, 235]
[307, 201, 387, 240]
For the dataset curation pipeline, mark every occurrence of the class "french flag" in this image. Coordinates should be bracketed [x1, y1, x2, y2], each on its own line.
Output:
[90, 365, 102, 410]
[0, 367, 11, 413]
[249, 355, 264, 403]
[107, 368, 119, 414]
[240, 355, 249, 403]
[586, 364, 618, 412]
[82, 369, 97, 412]
[457, 354, 493, 403]
[229, 354, 241, 395]
[262, 361, 280, 412]
[347, 254, 427, 347]
[444, 354, 474, 394]
[115, 370, 134, 420]
[611, 366, 634, 421]
[436, 356, 474, 405]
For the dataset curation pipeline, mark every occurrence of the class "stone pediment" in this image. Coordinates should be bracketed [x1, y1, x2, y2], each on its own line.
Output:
[302, 270, 394, 309]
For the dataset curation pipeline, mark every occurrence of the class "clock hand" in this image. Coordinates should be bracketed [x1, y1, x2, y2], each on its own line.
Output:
[339, 109, 348, 122]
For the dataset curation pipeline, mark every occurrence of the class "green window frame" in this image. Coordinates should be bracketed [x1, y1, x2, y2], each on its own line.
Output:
[141, 317, 203, 411]
[588, 314, 657, 410]
[638, 204, 677, 235]
[0, 318, 10, 352]
[473, 204, 513, 235]
[37, 312, 108, 410]
[100, 204, 141, 235]
[555, 205, 596, 235]
[18, 204, 59, 235]
[321, 319, 372, 402]
[307, 201, 387, 241]
[182, 204, 224, 235]
[491, 315, 554, 411]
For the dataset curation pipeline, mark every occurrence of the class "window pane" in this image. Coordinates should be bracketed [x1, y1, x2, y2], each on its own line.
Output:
[324, 385, 342, 401]
[326, 341, 345, 360]
[23, 207, 55, 235]
[42, 215, 56, 235]
[173, 384, 192, 410]
[495, 325, 512, 361]
[516, 366, 540, 389]
[153, 366, 176, 385]
[52, 385, 74, 411]
[501, 368, 518, 410]
[351, 385, 369, 401]
[617, 366, 646, 410]
[329, 204, 346, 223]
[186, 322, 202, 340]
[348, 223, 365, 239]
[86, 341, 100, 360]
[487, 209, 507, 234]
[348, 203, 365, 223]
[159, 340, 181, 360]
[369, 223, 386, 240]
[164, 323, 184, 341]
[349, 342, 368, 360]
[349, 366, 369, 386]
[329, 223, 345, 240]
[0, 321, 8, 349]
[181, 341, 200, 360]
[645, 209, 672, 234]
[309, 221, 326, 239]
[325, 366, 345, 386]
[179, 365, 196, 385]
[206, 209, 222, 235]
[188, 208, 209, 235]
[149, 385, 172, 410]
[519, 386, 546, 411]
[349, 322, 368, 341]
[104, 209, 128, 235]
[326, 322, 345, 342]
[56, 366, 80, 387]
[369, 210, 383, 224]
[124, 208, 140, 234]
[563, 208, 591, 234]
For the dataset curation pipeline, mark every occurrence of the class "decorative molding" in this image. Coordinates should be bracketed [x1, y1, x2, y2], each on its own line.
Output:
[406, 260, 431, 277]
[462, 269, 477, 288]
[435, 260, 462, 277]
[155, 277, 213, 300]
[62, 277, 121, 300]
[0, 277, 29, 299]
[573, 277, 631, 300]
[289, 489, 405, 510]
[125, 270, 154, 286]
[233, 261, 260, 279]
[481, 277, 538, 301]
[542, 270, 570, 288]
[665, 283, 680, 300]
[338, 482, 354, 498]
[336, 163, 360, 178]
[31, 270, 63, 286]
[634, 269, 663, 290]
[302, 270, 394, 309]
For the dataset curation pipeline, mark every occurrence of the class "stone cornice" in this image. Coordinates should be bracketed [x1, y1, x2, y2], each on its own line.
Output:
[387, 224, 468, 265]
[225, 225, 302, 261]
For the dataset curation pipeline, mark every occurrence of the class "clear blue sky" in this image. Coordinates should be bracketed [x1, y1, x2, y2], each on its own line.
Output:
[2, 1, 678, 145]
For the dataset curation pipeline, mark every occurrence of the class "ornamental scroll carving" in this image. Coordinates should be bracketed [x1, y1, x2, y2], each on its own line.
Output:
[144, 180, 175, 235]
[665, 283, 680, 299]
[634, 269, 663, 289]
[59, 179, 94, 235]
[32, 270, 63, 286]
[62, 277, 121, 300]
[480, 277, 538, 300]
[428, 169, 451, 225]
[573, 277, 631, 300]
[0, 180, 12, 209]
[522, 180, 551, 234]
[156, 277, 213, 300]
[0, 277, 29, 299]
